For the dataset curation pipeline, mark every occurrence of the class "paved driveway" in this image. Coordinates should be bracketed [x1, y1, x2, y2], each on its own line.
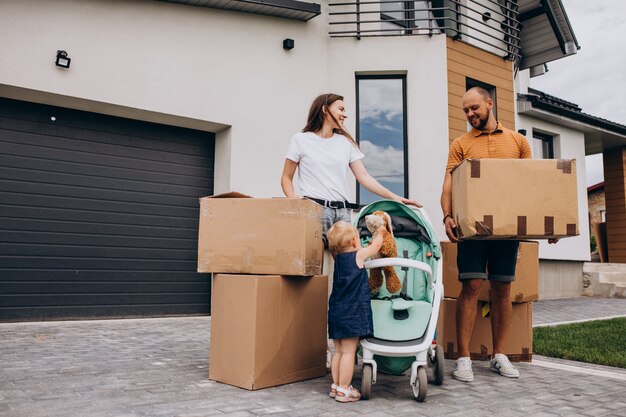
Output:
[1, 298, 625, 417]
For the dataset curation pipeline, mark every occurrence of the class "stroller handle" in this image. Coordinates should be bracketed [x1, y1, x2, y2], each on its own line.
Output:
[363, 258, 434, 289]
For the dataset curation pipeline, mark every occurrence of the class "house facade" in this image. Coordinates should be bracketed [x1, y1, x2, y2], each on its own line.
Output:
[588, 182, 605, 226]
[517, 87, 626, 271]
[0, 0, 585, 321]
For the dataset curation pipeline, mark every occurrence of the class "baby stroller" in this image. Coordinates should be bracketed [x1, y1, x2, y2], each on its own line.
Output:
[354, 200, 444, 402]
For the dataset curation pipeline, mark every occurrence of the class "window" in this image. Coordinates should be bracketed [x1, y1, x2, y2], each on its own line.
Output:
[356, 75, 408, 205]
[380, 1, 431, 34]
[431, 0, 461, 37]
[466, 77, 497, 120]
[381, 1, 416, 31]
[532, 131, 554, 159]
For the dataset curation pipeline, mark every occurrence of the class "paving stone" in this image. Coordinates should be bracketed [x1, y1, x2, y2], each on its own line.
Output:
[1, 300, 626, 417]
[533, 297, 626, 326]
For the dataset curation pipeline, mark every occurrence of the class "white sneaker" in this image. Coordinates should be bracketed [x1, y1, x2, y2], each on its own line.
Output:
[490, 354, 520, 378]
[452, 357, 474, 382]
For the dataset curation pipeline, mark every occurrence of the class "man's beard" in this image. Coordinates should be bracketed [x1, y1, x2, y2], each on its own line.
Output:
[474, 114, 489, 131]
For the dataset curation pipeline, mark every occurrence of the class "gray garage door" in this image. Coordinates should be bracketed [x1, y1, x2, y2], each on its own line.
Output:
[0, 97, 214, 321]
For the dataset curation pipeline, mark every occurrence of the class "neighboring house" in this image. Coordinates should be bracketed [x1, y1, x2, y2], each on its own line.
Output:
[516, 87, 626, 292]
[587, 181, 606, 262]
[0, 0, 584, 321]
[587, 182, 605, 226]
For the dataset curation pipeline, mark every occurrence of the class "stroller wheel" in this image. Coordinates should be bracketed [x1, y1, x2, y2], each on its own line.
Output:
[431, 344, 445, 386]
[360, 364, 373, 400]
[411, 366, 427, 402]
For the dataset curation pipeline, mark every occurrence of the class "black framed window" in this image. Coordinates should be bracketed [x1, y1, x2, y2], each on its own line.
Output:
[532, 131, 554, 159]
[466, 77, 498, 120]
[356, 75, 408, 205]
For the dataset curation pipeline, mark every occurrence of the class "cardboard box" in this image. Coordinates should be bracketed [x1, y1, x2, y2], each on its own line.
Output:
[441, 241, 539, 302]
[451, 159, 579, 239]
[198, 192, 323, 275]
[439, 298, 532, 362]
[209, 274, 328, 390]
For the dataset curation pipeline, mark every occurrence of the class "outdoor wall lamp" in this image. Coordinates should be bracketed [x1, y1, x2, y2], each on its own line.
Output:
[55, 50, 71, 69]
[283, 38, 294, 50]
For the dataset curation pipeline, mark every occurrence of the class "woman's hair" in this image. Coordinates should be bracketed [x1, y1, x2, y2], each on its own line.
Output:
[302, 93, 359, 148]
[327, 221, 359, 255]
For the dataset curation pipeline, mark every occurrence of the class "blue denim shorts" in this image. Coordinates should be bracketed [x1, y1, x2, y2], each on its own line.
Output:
[457, 240, 519, 282]
[321, 207, 352, 247]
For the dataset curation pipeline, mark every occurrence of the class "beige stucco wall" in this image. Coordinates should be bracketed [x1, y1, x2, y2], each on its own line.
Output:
[0, 0, 597, 299]
[0, 0, 450, 220]
[0, 0, 332, 196]
[538, 259, 584, 299]
[327, 34, 450, 236]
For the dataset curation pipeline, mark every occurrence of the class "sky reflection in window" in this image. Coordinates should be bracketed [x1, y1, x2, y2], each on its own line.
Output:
[358, 77, 406, 205]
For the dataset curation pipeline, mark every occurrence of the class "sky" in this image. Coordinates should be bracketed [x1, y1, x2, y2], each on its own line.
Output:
[358, 78, 406, 204]
[529, 0, 626, 186]
[357, 1, 626, 195]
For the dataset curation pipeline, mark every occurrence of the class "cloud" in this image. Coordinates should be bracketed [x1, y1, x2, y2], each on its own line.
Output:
[372, 121, 401, 132]
[360, 140, 405, 184]
[530, 0, 626, 125]
[358, 78, 404, 122]
[530, 1, 626, 186]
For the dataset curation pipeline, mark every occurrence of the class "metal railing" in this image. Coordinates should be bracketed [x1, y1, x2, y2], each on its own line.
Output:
[329, 0, 521, 60]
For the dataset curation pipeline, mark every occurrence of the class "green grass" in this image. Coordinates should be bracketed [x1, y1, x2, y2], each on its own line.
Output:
[533, 318, 626, 368]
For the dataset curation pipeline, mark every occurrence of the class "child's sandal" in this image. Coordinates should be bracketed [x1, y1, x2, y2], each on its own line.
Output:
[329, 383, 338, 398]
[335, 385, 361, 403]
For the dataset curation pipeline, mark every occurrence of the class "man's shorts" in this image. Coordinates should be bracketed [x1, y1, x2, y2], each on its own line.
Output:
[457, 240, 519, 283]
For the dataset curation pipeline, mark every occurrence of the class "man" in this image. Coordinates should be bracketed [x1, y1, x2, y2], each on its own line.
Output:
[440, 86, 531, 382]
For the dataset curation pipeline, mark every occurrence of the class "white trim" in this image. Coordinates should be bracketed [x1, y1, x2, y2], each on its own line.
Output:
[532, 358, 626, 382]
[532, 315, 626, 328]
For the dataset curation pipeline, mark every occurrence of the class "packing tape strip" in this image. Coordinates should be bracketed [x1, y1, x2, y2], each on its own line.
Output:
[481, 302, 491, 318]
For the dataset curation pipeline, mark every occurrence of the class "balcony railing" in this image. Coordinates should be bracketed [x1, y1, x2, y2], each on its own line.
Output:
[329, 0, 521, 60]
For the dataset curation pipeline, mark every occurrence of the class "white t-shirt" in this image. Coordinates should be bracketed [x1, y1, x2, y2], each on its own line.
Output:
[286, 131, 365, 201]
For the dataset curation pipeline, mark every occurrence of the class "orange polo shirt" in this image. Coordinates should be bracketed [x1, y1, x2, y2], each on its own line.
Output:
[446, 122, 531, 172]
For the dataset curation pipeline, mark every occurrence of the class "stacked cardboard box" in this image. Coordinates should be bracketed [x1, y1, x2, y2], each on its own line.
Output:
[451, 159, 579, 240]
[198, 193, 328, 390]
[437, 158, 580, 362]
[437, 298, 533, 362]
[198, 192, 324, 276]
[438, 241, 538, 362]
[441, 241, 539, 303]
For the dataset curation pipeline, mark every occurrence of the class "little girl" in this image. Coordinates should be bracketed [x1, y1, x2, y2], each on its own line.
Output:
[326, 221, 383, 403]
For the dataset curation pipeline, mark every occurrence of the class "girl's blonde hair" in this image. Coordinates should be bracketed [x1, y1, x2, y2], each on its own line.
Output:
[327, 221, 359, 255]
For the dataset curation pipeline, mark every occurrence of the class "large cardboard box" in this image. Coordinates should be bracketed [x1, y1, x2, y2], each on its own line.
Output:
[451, 159, 579, 239]
[441, 241, 539, 302]
[198, 193, 324, 275]
[209, 274, 328, 390]
[440, 298, 532, 362]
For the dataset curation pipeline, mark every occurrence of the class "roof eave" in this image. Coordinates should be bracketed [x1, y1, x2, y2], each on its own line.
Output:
[158, 0, 321, 22]
[519, 0, 580, 72]
[517, 96, 626, 155]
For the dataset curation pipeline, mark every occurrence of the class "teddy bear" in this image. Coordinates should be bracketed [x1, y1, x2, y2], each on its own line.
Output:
[364, 210, 402, 294]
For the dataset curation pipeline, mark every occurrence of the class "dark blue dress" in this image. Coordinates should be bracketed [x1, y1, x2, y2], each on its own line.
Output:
[328, 251, 374, 339]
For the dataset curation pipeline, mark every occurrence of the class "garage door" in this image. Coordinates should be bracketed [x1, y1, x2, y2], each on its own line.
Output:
[0, 97, 214, 321]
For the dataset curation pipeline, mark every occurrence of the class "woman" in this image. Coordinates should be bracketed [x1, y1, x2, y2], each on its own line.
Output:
[281, 93, 421, 237]
[282, 93, 421, 370]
